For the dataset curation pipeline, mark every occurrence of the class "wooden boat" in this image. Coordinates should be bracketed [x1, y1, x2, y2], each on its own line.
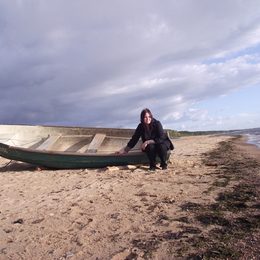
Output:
[0, 124, 171, 169]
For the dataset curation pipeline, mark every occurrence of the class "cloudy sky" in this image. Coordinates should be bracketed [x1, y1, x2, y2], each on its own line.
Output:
[1, 1, 260, 131]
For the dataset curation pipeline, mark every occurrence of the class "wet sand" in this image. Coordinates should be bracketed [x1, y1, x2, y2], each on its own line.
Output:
[235, 135, 260, 161]
[0, 135, 259, 260]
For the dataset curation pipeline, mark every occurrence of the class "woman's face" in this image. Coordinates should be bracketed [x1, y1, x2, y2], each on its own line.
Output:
[144, 112, 152, 125]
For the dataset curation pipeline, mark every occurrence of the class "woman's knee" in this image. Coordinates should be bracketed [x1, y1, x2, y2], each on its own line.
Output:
[157, 143, 168, 152]
[146, 143, 155, 152]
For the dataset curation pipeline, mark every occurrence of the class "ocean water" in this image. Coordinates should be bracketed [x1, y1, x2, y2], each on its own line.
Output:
[245, 133, 260, 149]
[214, 128, 260, 149]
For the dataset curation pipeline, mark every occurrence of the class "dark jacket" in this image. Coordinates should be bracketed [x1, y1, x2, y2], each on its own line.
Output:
[127, 118, 174, 150]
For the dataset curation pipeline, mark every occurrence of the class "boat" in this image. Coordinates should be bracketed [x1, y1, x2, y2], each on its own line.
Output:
[0, 124, 172, 169]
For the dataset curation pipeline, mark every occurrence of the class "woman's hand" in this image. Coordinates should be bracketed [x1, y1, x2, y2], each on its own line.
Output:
[141, 140, 155, 150]
[141, 142, 147, 151]
[141, 140, 151, 151]
[115, 150, 126, 155]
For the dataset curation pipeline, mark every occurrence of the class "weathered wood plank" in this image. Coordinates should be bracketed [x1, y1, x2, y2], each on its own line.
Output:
[85, 134, 106, 153]
[36, 135, 61, 150]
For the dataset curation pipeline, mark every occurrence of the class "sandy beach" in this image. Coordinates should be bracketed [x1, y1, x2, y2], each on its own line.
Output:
[1, 135, 260, 260]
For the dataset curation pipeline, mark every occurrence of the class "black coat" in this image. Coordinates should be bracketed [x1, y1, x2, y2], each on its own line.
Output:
[127, 119, 174, 150]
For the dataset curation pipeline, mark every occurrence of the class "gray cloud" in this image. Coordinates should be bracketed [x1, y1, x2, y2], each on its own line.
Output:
[1, 1, 260, 130]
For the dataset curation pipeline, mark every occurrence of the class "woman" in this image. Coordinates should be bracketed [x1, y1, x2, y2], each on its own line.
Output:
[116, 108, 174, 171]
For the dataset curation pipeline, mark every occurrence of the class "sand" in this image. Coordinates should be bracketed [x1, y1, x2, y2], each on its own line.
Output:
[0, 135, 259, 260]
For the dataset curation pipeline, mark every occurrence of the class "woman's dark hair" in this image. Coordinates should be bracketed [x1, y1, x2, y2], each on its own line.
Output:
[140, 108, 153, 124]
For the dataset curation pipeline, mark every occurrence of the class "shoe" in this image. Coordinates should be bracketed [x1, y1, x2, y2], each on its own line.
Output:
[149, 166, 156, 171]
[162, 165, 167, 170]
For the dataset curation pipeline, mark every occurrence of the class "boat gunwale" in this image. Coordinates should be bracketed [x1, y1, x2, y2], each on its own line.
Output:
[0, 124, 137, 132]
[0, 142, 146, 157]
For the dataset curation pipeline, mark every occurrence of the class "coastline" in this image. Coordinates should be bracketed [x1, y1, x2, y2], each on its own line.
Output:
[0, 135, 260, 259]
[235, 135, 260, 162]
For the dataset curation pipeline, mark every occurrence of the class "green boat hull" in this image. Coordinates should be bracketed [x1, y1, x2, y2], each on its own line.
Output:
[0, 143, 162, 169]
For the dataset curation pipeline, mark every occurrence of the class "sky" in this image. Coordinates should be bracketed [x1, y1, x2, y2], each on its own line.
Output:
[1, 0, 260, 131]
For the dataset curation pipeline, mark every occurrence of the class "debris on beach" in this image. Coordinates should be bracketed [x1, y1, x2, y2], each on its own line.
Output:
[205, 163, 219, 166]
[12, 219, 24, 224]
[106, 164, 140, 171]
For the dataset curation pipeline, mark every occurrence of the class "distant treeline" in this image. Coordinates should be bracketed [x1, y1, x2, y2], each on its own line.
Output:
[167, 130, 231, 138]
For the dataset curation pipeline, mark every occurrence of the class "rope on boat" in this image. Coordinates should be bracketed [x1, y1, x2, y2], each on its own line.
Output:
[8, 138, 41, 147]
[2, 160, 13, 169]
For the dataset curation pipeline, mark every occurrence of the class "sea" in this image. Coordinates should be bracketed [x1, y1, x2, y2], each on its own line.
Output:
[215, 128, 260, 149]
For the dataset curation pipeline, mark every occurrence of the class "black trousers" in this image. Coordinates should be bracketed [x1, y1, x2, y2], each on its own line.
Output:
[145, 143, 168, 168]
